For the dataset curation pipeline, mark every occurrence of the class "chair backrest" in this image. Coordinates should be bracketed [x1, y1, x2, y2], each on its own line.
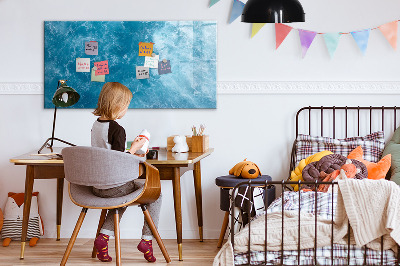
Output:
[62, 146, 145, 187]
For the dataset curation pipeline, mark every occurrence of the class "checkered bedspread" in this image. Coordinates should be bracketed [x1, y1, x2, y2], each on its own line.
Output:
[234, 191, 397, 265]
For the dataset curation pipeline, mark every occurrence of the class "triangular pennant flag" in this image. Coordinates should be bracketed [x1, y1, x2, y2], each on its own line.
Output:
[378, 21, 398, 50]
[323, 33, 341, 58]
[229, 0, 245, 24]
[298, 29, 317, 58]
[351, 29, 370, 55]
[251, 23, 266, 38]
[275, 23, 293, 49]
[209, 0, 220, 7]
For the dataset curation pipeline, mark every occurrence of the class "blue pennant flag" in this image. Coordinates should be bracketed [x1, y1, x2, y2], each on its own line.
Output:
[323, 33, 341, 58]
[209, 0, 221, 7]
[229, 0, 245, 23]
[351, 29, 370, 55]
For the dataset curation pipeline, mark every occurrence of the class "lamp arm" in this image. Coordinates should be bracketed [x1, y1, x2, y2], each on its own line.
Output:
[50, 106, 57, 148]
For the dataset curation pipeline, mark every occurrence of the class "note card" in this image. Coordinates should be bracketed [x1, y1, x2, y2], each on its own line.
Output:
[76, 58, 90, 72]
[136, 66, 150, 79]
[94, 60, 109, 75]
[144, 54, 159, 68]
[139, 42, 154, 56]
[158, 60, 172, 75]
[91, 67, 105, 82]
[85, 41, 98, 55]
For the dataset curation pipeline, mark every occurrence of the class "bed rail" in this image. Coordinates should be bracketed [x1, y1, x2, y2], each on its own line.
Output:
[230, 180, 400, 266]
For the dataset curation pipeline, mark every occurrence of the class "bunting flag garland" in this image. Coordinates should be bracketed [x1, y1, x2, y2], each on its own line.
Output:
[298, 29, 317, 58]
[323, 33, 341, 58]
[275, 23, 293, 49]
[378, 21, 398, 50]
[207, 0, 400, 58]
[251, 23, 266, 38]
[229, 0, 245, 24]
[209, 0, 220, 7]
[351, 29, 370, 55]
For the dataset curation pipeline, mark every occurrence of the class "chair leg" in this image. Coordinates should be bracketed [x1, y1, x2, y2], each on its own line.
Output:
[141, 205, 171, 263]
[60, 208, 88, 266]
[217, 211, 230, 248]
[114, 209, 121, 266]
[92, 209, 108, 258]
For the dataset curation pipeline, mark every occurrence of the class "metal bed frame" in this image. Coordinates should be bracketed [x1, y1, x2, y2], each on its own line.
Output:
[230, 106, 400, 266]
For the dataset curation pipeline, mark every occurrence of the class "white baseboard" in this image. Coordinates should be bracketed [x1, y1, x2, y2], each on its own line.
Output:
[1, 81, 400, 95]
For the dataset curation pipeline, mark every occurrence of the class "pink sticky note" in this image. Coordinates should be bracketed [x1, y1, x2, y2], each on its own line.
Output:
[94, 60, 109, 75]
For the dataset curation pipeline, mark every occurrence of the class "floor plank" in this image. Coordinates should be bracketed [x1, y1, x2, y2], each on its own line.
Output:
[0, 239, 221, 265]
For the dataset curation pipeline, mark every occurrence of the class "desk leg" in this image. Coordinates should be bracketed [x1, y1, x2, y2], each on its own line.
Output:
[56, 178, 64, 241]
[20, 165, 35, 259]
[193, 161, 203, 242]
[172, 167, 183, 261]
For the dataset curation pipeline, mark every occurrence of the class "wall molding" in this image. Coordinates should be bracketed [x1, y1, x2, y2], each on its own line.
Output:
[1, 81, 400, 95]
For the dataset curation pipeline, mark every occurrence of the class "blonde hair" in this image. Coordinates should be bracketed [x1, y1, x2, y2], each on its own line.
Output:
[93, 82, 133, 120]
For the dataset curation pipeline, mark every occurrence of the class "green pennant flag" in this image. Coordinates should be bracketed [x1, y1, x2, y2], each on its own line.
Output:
[209, 0, 220, 7]
[323, 33, 341, 58]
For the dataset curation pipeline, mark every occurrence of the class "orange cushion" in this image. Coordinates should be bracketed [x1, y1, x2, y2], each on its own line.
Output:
[347, 146, 391, 180]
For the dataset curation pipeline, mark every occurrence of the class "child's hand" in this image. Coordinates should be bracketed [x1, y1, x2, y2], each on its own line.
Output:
[128, 137, 147, 155]
[134, 148, 149, 157]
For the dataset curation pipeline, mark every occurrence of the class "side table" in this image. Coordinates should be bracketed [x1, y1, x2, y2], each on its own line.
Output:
[215, 175, 275, 248]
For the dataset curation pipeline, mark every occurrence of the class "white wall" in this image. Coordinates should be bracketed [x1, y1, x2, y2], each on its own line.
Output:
[1, 0, 400, 239]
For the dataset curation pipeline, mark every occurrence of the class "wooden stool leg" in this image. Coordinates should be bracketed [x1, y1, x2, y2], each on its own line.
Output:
[60, 208, 88, 266]
[141, 205, 171, 263]
[91, 209, 108, 258]
[217, 211, 230, 248]
[114, 210, 121, 266]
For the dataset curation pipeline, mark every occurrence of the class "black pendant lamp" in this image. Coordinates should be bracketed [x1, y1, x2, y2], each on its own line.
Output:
[241, 0, 305, 23]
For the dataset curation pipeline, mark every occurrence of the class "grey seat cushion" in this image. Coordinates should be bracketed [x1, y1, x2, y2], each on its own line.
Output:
[69, 180, 145, 208]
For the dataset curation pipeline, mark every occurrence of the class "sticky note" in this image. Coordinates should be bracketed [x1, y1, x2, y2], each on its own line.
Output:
[91, 67, 105, 82]
[85, 41, 98, 55]
[158, 60, 172, 75]
[144, 54, 159, 68]
[136, 66, 150, 79]
[139, 42, 154, 56]
[94, 60, 109, 75]
[76, 58, 90, 72]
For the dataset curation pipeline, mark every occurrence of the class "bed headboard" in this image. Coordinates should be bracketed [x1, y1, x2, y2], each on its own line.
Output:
[290, 106, 400, 179]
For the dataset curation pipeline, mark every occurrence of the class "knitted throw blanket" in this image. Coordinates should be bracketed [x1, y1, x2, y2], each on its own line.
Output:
[335, 178, 400, 251]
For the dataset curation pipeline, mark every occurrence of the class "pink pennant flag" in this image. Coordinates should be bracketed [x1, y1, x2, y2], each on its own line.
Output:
[298, 29, 317, 58]
[275, 23, 293, 49]
[378, 21, 398, 50]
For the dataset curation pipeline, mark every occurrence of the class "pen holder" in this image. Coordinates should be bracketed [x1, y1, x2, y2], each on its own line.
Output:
[191, 135, 209, 153]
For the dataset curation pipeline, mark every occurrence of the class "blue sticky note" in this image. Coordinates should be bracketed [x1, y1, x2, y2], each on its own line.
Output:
[158, 60, 172, 75]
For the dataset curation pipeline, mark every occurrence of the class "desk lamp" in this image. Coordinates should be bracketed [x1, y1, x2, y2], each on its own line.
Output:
[241, 0, 305, 23]
[38, 80, 80, 154]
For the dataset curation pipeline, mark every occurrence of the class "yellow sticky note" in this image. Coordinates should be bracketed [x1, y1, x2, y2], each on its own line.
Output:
[139, 42, 154, 56]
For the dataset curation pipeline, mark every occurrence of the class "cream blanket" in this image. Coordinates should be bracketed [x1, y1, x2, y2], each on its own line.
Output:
[213, 179, 400, 266]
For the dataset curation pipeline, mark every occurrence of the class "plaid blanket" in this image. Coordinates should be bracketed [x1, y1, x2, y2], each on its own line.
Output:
[234, 191, 397, 265]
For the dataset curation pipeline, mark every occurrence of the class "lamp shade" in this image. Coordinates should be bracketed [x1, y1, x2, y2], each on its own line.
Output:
[52, 80, 80, 107]
[241, 0, 305, 23]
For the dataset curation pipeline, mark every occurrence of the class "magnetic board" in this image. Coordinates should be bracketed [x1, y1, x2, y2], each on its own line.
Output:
[44, 21, 217, 109]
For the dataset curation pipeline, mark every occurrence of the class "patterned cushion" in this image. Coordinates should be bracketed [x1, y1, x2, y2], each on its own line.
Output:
[294, 131, 385, 166]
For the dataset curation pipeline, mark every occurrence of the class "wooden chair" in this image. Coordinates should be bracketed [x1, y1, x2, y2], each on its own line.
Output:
[60, 146, 171, 265]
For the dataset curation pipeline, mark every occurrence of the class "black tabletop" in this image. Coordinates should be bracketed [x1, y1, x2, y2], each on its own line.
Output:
[215, 175, 272, 188]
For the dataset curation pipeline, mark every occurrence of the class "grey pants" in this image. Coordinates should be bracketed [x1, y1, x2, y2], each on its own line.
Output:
[92, 180, 162, 240]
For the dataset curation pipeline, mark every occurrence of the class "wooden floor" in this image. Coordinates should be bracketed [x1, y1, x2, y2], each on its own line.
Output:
[0, 239, 221, 265]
